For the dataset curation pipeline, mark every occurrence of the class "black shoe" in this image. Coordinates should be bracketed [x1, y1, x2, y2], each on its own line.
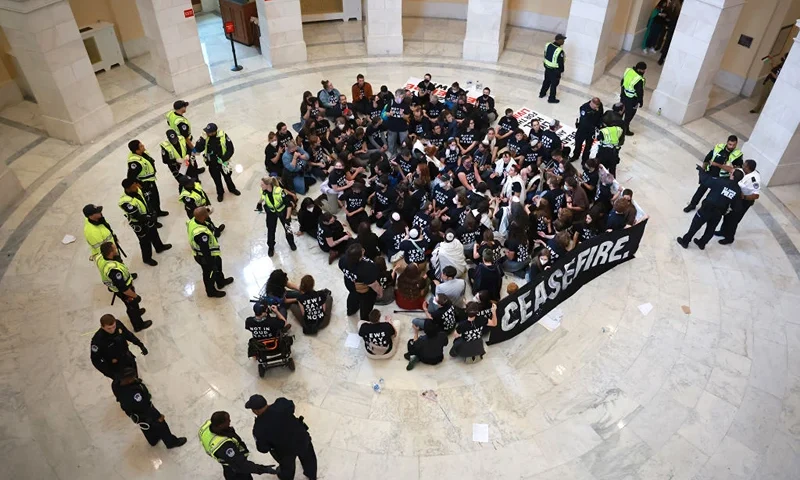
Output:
[406, 357, 420, 371]
[208, 290, 226, 298]
[217, 224, 226, 235]
[155, 222, 164, 228]
[718, 238, 734, 245]
[158, 211, 170, 217]
[219, 277, 234, 287]
[625, 130, 634, 136]
[230, 189, 241, 196]
[569, 156, 579, 162]
[714, 230, 724, 237]
[749, 109, 758, 114]
[196, 167, 206, 174]
[217, 195, 224, 202]
[132, 273, 138, 280]
[289, 242, 297, 251]
[144, 259, 158, 266]
[134, 320, 153, 332]
[676, 237, 689, 249]
[138, 308, 146, 316]
[683, 205, 695, 213]
[166, 437, 187, 449]
[268, 247, 275, 257]
[693, 239, 705, 250]
[403, 352, 411, 360]
[155, 244, 172, 253]
[539, 93, 546, 99]
[547, 98, 560, 104]
[657, 59, 664, 66]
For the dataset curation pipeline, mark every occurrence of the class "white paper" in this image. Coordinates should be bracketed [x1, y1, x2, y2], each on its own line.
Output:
[638, 303, 654, 316]
[178, 162, 188, 175]
[472, 423, 489, 443]
[61, 234, 76, 245]
[539, 315, 561, 332]
[345, 333, 361, 349]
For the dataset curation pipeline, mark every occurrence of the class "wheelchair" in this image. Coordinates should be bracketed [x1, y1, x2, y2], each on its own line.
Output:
[249, 335, 295, 377]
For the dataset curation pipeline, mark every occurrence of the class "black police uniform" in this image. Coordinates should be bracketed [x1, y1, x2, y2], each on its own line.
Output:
[161, 133, 200, 186]
[195, 135, 239, 199]
[91, 320, 145, 378]
[686, 146, 740, 210]
[339, 255, 380, 321]
[104, 258, 147, 331]
[127, 152, 164, 215]
[540, 43, 565, 101]
[111, 377, 182, 447]
[192, 223, 232, 296]
[212, 427, 275, 480]
[120, 189, 168, 263]
[260, 188, 295, 251]
[253, 398, 317, 480]
[573, 101, 604, 163]
[620, 74, 644, 135]
[678, 171, 741, 248]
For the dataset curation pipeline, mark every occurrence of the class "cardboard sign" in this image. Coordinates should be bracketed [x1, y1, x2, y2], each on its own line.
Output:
[224, 21, 235, 34]
[404, 77, 485, 106]
[184, 8, 194, 18]
[512, 106, 577, 150]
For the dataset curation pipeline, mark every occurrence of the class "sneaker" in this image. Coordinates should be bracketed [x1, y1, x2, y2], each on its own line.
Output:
[208, 290, 226, 298]
[144, 259, 159, 266]
[718, 238, 734, 245]
[155, 244, 172, 253]
[683, 205, 695, 213]
[403, 352, 411, 361]
[676, 237, 689, 249]
[268, 247, 275, 257]
[406, 357, 420, 371]
[219, 277, 234, 287]
[157, 211, 170, 217]
[230, 189, 241, 196]
[693, 239, 705, 250]
[134, 320, 153, 332]
[167, 437, 187, 449]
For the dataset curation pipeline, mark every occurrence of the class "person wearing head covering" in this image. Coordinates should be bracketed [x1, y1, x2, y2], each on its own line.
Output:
[160, 129, 202, 185]
[431, 230, 467, 281]
[127, 138, 168, 217]
[83, 203, 123, 261]
[194, 123, 240, 202]
[199, 410, 276, 479]
[119, 178, 171, 266]
[540, 33, 566, 103]
[620, 61, 647, 136]
[188, 206, 234, 298]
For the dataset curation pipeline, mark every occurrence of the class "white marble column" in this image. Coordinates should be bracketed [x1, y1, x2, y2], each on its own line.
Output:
[135, 0, 211, 94]
[649, 0, 745, 125]
[0, 153, 24, 216]
[365, 0, 403, 56]
[462, 0, 508, 62]
[563, 0, 619, 85]
[0, 0, 113, 143]
[255, 0, 307, 66]
[742, 20, 800, 186]
[0, 58, 22, 111]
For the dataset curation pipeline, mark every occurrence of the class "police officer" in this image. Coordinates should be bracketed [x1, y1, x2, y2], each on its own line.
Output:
[166, 100, 193, 149]
[83, 203, 125, 261]
[684, 135, 743, 212]
[195, 123, 241, 202]
[572, 97, 603, 164]
[717, 159, 760, 245]
[540, 33, 566, 104]
[256, 176, 297, 257]
[677, 168, 743, 250]
[189, 206, 234, 298]
[246, 394, 318, 480]
[179, 175, 225, 237]
[127, 139, 168, 217]
[595, 121, 625, 177]
[91, 313, 148, 379]
[96, 241, 153, 331]
[199, 410, 277, 480]
[119, 178, 172, 266]
[160, 130, 197, 186]
[112, 367, 187, 449]
[620, 61, 647, 136]
[339, 243, 383, 321]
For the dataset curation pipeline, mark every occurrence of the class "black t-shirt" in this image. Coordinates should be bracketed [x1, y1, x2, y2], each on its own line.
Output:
[385, 101, 410, 132]
[412, 212, 430, 234]
[417, 80, 433, 95]
[507, 137, 525, 156]
[245, 315, 284, 339]
[497, 115, 518, 135]
[264, 143, 282, 175]
[400, 238, 427, 264]
[431, 303, 458, 332]
[315, 119, 330, 138]
[277, 131, 294, 148]
[374, 188, 394, 212]
[341, 189, 368, 213]
[581, 169, 599, 188]
[317, 220, 345, 251]
[298, 291, 327, 324]
[473, 263, 502, 301]
[456, 317, 489, 342]
[540, 130, 562, 152]
[411, 331, 449, 364]
[366, 124, 385, 146]
[542, 188, 566, 214]
[328, 169, 348, 188]
[358, 322, 396, 354]
[338, 257, 379, 292]
[410, 117, 431, 138]
[433, 185, 455, 209]
[445, 87, 464, 103]
[456, 165, 476, 186]
[506, 238, 530, 263]
[477, 95, 495, 113]
[457, 226, 482, 246]
[443, 147, 460, 168]
[459, 130, 477, 147]
[426, 103, 443, 120]
[454, 104, 473, 121]
[397, 155, 418, 176]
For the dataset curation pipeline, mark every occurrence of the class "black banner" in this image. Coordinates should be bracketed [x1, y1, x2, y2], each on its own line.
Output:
[488, 220, 649, 345]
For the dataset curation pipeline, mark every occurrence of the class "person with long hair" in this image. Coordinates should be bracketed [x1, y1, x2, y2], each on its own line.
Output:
[297, 197, 321, 237]
[502, 220, 531, 278]
[395, 263, 430, 310]
[256, 177, 297, 257]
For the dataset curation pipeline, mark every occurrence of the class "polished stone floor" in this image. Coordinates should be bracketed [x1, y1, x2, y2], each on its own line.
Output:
[1, 19, 799, 480]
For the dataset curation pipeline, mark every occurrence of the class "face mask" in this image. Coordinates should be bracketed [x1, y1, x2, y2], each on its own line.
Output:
[270, 140, 277, 147]
[306, 206, 315, 212]
[450, 145, 456, 151]
[452, 197, 458, 205]
[337, 123, 345, 129]
[539, 257, 548, 264]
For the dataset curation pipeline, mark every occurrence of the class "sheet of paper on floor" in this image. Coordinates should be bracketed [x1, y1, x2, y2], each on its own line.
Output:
[344, 333, 361, 349]
[472, 423, 489, 442]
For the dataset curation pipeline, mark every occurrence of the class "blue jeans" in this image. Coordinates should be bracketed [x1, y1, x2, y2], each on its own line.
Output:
[387, 130, 407, 155]
[412, 318, 427, 329]
[503, 259, 528, 278]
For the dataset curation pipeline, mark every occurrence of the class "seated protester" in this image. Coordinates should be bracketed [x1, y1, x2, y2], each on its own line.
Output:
[416, 74, 433, 106]
[483, 150, 512, 194]
[432, 174, 455, 214]
[368, 175, 395, 227]
[412, 201, 434, 238]
[501, 221, 531, 278]
[476, 87, 498, 126]
[379, 212, 408, 260]
[473, 141, 493, 171]
[246, 303, 289, 357]
[449, 302, 498, 359]
[395, 263, 429, 310]
[506, 129, 527, 160]
[539, 120, 563, 161]
[605, 197, 635, 231]
[365, 116, 387, 152]
[320, 159, 354, 198]
[276, 122, 295, 148]
[473, 229, 502, 264]
[307, 135, 333, 178]
[337, 94, 356, 125]
[453, 94, 474, 126]
[439, 111, 458, 140]
[264, 132, 284, 177]
[473, 290, 494, 323]
[432, 230, 467, 280]
[289, 275, 332, 334]
[430, 265, 467, 309]
[457, 118, 479, 156]
[416, 294, 459, 334]
[394, 148, 418, 177]
[528, 119, 544, 146]
[339, 182, 370, 231]
[521, 137, 542, 179]
[369, 95, 386, 121]
[444, 82, 465, 110]
[481, 128, 499, 162]
[540, 176, 566, 216]
[377, 85, 394, 107]
[374, 256, 397, 306]
[532, 198, 555, 240]
[469, 182, 491, 216]
[424, 217, 445, 254]
[318, 80, 342, 116]
[528, 248, 552, 281]
[358, 309, 398, 359]
[500, 164, 525, 202]
[296, 197, 322, 237]
[573, 212, 602, 244]
[398, 228, 428, 271]
[264, 269, 300, 317]
[443, 192, 469, 229]
[564, 176, 589, 215]
[456, 155, 480, 192]
[495, 108, 519, 149]
[347, 127, 374, 167]
[441, 138, 461, 174]
[409, 106, 432, 139]
[356, 222, 382, 261]
[425, 123, 447, 157]
[425, 94, 444, 122]
[393, 182, 415, 225]
[457, 213, 484, 257]
[409, 178, 430, 213]
[405, 321, 450, 370]
[313, 113, 333, 150]
[317, 212, 352, 264]
[546, 230, 572, 261]
[297, 119, 317, 152]
[593, 164, 616, 213]
[468, 250, 503, 302]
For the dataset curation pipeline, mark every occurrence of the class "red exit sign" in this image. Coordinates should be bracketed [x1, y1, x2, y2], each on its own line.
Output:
[184, 8, 194, 18]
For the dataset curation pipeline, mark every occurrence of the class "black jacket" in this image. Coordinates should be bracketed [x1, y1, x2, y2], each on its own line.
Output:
[577, 101, 604, 132]
[91, 321, 142, 377]
[253, 398, 311, 458]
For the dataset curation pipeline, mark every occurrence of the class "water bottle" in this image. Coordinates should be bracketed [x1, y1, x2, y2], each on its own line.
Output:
[476, 80, 482, 90]
[657, 108, 662, 116]
[372, 380, 382, 393]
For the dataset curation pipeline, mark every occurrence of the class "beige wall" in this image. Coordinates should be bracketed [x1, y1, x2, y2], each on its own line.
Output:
[0, 28, 14, 80]
[509, 0, 570, 18]
[719, 0, 779, 78]
[68, 0, 145, 44]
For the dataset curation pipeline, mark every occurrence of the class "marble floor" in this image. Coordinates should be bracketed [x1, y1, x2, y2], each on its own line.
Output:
[1, 19, 800, 480]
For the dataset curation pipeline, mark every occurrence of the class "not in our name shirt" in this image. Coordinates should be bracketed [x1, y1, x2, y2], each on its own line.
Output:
[385, 101, 410, 132]
[341, 190, 368, 212]
[245, 315, 284, 339]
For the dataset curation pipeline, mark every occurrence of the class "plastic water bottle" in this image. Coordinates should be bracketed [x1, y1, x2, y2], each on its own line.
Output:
[373, 378, 384, 393]
[476, 80, 482, 90]
[657, 108, 662, 116]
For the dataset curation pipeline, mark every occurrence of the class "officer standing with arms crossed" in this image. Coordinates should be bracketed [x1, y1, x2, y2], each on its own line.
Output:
[256, 177, 297, 257]
[717, 159, 760, 245]
[96, 241, 153, 331]
[189, 207, 234, 298]
[195, 123, 241, 202]
[199, 410, 278, 480]
[119, 178, 172, 266]
[83, 204, 124, 261]
[91, 313, 148, 379]
[179, 175, 225, 236]
[620, 62, 647, 136]
[572, 97, 603, 164]
[595, 120, 625, 177]
[112, 367, 187, 449]
[540, 34, 566, 104]
[677, 168, 743, 250]
[246, 394, 318, 480]
[127, 139, 169, 217]
[683, 135, 742, 212]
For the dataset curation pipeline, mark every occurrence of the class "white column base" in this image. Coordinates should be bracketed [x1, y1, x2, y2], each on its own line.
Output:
[0, 79, 23, 111]
[366, 34, 403, 56]
[41, 103, 114, 144]
[0, 163, 24, 216]
[564, 58, 606, 86]
[463, 39, 502, 63]
[648, 89, 710, 125]
[261, 41, 308, 67]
